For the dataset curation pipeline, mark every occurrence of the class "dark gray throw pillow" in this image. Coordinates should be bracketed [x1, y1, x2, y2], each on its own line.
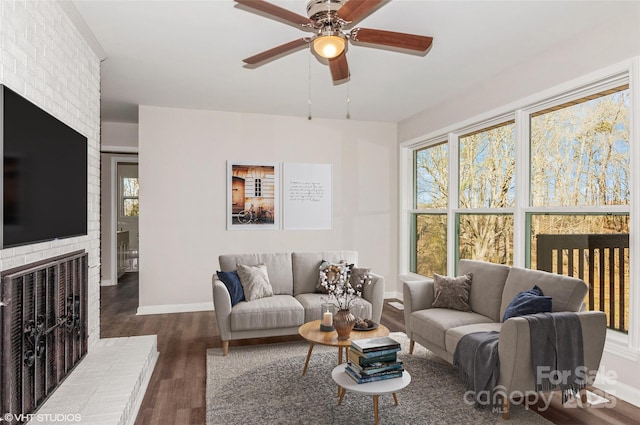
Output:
[431, 273, 473, 312]
[216, 270, 245, 306]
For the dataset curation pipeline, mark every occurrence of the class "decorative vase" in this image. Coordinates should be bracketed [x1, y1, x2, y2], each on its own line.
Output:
[334, 309, 356, 340]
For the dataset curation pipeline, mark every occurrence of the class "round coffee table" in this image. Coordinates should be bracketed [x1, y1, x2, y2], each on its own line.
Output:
[332, 363, 411, 425]
[298, 319, 390, 376]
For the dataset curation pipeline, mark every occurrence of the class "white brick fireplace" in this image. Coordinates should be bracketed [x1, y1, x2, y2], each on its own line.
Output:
[0, 2, 156, 424]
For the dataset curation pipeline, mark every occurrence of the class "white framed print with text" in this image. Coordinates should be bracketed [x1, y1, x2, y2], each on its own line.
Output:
[283, 163, 332, 230]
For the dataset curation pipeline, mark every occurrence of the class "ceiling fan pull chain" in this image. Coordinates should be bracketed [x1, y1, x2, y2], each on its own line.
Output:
[346, 79, 350, 120]
[308, 50, 312, 120]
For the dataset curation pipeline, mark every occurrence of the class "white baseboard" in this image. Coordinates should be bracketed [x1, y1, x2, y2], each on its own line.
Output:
[594, 378, 640, 408]
[101, 279, 116, 286]
[136, 301, 214, 315]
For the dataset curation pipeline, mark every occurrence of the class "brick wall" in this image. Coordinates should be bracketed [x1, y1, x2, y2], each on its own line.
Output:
[0, 0, 101, 345]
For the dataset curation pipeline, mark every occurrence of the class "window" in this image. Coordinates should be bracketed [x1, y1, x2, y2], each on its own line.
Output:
[458, 122, 515, 263]
[530, 87, 630, 207]
[412, 143, 448, 276]
[407, 76, 631, 334]
[529, 213, 629, 332]
[528, 86, 630, 332]
[121, 177, 139, 217]
[457, 214, 514, 264]
[459, 122, 515, 209]
[255, 178, 262, 197]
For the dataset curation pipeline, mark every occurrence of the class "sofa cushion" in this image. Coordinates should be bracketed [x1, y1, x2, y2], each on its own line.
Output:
[292, 251, 358, 296]
[230, 295, 304, 331]
[409, 308, 494, 350]
[445, 322, 503, 354]
[431, 273, 472, 312]
[219, 253, 293, 295]
[502, 285, 552, 322]
[216, 270, 245, 306]
[236, 263, 274, 301]
[459, 259, 511, 322]
[501, 267, 588, 319]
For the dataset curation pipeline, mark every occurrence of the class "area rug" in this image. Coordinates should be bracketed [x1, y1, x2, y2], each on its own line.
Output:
[206, 333, 552, 425]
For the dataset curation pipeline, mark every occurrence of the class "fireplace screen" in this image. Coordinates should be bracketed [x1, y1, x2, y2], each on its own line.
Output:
[0, 251, 88, 423]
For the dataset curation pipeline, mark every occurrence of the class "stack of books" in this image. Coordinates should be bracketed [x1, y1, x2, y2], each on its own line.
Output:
[345, 336, 403, 384]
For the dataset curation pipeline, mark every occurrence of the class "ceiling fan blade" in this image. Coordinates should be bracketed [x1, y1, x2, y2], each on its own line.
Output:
[350, 28, 433, 53]
[329, 53, 349, 83]
[337, 0, 384, 25]
[243, 38, 309, 65]
[235, 0, 313, 27]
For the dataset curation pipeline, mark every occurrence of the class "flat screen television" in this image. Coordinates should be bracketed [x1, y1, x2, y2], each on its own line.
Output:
[1, 85, 87, 249]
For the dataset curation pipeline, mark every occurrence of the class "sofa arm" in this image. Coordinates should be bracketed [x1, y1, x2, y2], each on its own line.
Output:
[362, 272, 384, 323]
[498, 310, 607, 394]
[402, 278, 435, 334]
[212, 276, 233, 342]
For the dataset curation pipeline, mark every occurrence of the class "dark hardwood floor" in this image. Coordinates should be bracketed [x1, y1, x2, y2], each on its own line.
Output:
[101, 273, 638, 425]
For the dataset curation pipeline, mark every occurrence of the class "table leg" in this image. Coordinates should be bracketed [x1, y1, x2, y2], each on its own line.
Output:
[301, 342, 314, 376]
[392, 392, 399, 405]
[338, 346, 343, 364]
[373, 394, 379, 425]
[338, 387, 346, 405]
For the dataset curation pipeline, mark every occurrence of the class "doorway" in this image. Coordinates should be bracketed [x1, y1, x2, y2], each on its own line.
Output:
[100, 153, 138, 286]
[116, 161, 139, 274]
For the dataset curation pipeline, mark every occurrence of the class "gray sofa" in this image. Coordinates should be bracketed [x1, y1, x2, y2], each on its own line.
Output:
[212, 251, 384, 355]
[403, 259, 607, 419]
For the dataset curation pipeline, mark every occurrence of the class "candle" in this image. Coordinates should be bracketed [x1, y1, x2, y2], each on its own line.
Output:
[322, 311, 332, 326]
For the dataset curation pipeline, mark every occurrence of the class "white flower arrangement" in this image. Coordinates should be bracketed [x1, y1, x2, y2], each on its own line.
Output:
[319, 261, 371, 311]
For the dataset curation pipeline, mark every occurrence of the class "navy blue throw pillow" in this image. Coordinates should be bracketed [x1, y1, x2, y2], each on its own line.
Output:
[217, 270, 245, 306]
[502, 285, 552, 322]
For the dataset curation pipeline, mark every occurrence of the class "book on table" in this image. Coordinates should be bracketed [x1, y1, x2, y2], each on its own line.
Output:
[349, 345, 401, 359]
[350, 336, 401, 353]
[347, 360, 404, 376]
[348, 349, 398, 365]
[344, 365, 403, 384]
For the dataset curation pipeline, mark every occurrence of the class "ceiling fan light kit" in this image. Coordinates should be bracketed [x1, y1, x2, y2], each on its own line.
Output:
[312, 31, 346, 59]
[235, 0, 433, 83]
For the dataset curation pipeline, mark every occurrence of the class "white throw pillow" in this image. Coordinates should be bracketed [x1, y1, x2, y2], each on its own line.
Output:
[236, 263, 274, 301]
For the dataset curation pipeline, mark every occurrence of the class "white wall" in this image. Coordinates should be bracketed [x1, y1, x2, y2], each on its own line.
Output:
[398, 9, 640, 407]
[137, 106, 397, 314]
[102, 121, 139, 151]
[399, 15, 640, 141]
[0, 1, 101, 344]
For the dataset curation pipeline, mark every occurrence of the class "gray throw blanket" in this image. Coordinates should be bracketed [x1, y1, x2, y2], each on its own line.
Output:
[453, 331, 500, 407]
[525, 312, 586, 402]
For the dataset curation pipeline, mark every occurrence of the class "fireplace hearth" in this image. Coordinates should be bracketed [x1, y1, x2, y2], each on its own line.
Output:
[1, 251, 88, 424]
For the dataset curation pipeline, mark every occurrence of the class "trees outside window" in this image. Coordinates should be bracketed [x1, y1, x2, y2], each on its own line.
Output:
[413, 143, 447, 276]
[528, 86, 630, 332]
[122, 177, 139, 217]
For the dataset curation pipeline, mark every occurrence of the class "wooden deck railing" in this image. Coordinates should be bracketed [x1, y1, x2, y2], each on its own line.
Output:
[536, 233, 629, 333]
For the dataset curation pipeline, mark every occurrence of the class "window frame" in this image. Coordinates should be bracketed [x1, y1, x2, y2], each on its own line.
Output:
[120, 176, 139, 218]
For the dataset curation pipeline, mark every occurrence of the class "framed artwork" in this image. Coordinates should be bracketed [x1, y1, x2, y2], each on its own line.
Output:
[227, 161, 280, 230]
[283, 163, 332, 230]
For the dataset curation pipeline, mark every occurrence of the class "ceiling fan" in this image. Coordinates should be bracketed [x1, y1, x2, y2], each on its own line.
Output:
[235, 0, 433, 83]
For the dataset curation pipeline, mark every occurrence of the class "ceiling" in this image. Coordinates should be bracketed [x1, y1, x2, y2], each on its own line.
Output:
[71, 0, 628, 124]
